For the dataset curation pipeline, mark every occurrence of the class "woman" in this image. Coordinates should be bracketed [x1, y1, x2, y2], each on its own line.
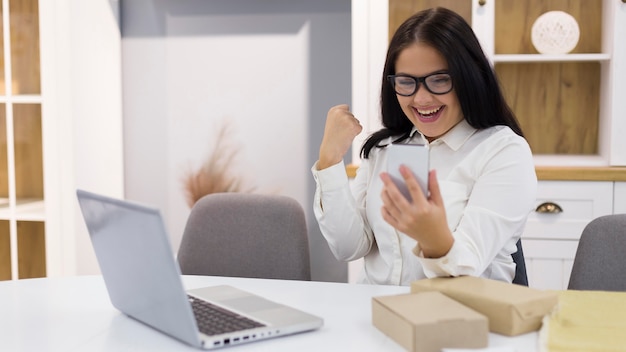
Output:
[311, 7, 537, 286]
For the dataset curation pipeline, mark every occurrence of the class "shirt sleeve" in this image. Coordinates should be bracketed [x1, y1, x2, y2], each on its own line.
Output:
[416, 132, 537, 279]
[311, 159, 374, 261]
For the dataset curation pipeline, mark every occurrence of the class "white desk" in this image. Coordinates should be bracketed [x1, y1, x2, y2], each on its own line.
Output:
[0, 275, 538, 351]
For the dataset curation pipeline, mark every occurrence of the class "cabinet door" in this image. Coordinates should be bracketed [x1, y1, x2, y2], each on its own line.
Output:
[525, 181, 613, 240]
[524, 239, 577, 290]
[522, 181, 613, 290]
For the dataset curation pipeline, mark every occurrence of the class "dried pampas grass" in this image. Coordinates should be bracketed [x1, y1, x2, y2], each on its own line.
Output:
[182, 121, 255, 208]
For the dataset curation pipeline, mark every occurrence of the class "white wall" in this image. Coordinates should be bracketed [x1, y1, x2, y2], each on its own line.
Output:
[121, 0, 352, 282]
[40, 0, 125, 276]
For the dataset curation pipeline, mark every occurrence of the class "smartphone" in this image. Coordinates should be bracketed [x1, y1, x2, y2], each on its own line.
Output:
[386, 143, 429, 201]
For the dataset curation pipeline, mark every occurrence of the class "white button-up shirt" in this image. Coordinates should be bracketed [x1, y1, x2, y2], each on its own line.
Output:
[311, 120, 537, 286]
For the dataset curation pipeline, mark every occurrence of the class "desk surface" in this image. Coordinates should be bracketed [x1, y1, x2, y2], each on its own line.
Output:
[0, 275, 538, 351]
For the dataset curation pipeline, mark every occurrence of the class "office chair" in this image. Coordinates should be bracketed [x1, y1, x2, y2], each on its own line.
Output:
[512, 239, 528, 286]
[568, 214, 626, 291]
[177, 192, 312, 281]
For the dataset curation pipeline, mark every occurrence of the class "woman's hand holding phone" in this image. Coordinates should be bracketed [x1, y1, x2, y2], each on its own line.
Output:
[380, 145, 454, 258]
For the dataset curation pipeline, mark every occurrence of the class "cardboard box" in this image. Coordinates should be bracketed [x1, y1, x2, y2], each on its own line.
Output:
[411, 276, 559, 336]
[372, 291, 488, 352]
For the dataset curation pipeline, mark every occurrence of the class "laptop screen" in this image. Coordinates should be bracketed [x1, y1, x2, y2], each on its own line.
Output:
[76, 189, 201, 346]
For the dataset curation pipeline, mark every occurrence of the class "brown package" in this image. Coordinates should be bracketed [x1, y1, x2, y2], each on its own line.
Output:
[372, 291, 488, 352]
[411, 276, 558, 336]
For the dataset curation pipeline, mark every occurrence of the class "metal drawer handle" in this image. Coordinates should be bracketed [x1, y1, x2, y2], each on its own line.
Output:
[535, 202, 563, 214]
[478, 0, 486, 5]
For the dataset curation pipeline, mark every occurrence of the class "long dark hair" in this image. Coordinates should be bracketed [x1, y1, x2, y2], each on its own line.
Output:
[361, 7, 523, 159]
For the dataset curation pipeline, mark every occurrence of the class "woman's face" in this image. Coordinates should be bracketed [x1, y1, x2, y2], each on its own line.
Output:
[394, 42, 463, 142]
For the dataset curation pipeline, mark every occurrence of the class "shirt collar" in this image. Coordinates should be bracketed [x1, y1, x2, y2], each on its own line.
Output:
[410, 119, 477, 151]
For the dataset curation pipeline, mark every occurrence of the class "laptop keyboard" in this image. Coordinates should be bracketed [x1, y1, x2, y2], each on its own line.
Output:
[188, 295, 266, 336]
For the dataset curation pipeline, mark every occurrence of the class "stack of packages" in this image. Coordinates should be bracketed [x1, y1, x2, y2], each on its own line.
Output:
[372, 276, 559, 352]
[373, 276, 626, 351]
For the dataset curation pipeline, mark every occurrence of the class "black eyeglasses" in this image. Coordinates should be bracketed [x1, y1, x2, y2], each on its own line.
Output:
[387, 72, 453, 96]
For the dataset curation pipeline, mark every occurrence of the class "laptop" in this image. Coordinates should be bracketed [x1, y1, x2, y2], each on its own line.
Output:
[76, 189, 323, 349]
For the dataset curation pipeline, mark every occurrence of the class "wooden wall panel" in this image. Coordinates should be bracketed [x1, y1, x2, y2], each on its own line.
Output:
[495, 0, 602, 54]
[0, 1, 5, 95]
[17, 220, 45, 279]
[0, 220, 10, 280]
[496, 62, 600, 154]
[389, 0, 472, 41]
[0, 107, 6, 198]
[13, 104, 43, 199]
[9, 0, 41, 94]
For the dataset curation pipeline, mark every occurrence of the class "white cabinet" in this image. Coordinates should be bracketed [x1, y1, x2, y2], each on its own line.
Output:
[522, 181, 614, 290]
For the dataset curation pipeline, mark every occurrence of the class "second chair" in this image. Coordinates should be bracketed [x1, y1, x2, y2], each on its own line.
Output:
[177, 192, 312, 281]
[568, 214, 626, 291]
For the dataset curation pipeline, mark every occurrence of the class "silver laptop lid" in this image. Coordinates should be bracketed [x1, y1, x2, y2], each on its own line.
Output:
[76, 189, 202, 347]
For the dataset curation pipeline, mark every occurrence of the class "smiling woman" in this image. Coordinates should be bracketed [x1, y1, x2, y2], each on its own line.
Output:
[311, 7, 537, 287]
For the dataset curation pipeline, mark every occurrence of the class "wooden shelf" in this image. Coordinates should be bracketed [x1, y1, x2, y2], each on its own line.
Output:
[346, 164, 626, 182]
[535, 166, 626, 182]
[0, 198, 45, 221]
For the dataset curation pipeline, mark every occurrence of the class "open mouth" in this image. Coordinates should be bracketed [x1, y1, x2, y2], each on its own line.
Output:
[416, 106, 444, 119]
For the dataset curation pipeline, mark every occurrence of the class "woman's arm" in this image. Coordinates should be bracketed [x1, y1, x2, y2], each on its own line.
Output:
[312, 159, 375, 261]
[312, 104, 374, 261]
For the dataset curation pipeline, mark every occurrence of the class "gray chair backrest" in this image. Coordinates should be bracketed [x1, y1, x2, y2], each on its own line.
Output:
[512, 239, 528, 286]
[177, 193, 311, 281]
[568, 214, 626, 291]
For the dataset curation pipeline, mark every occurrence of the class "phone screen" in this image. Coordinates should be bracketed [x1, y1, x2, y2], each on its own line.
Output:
[386, 144, 429, 201]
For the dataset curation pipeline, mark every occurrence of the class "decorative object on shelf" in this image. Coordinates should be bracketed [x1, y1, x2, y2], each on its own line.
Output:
[531, 11, 580, 54]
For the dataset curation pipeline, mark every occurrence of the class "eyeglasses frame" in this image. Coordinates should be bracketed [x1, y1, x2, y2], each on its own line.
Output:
[387, 71, 453, 96]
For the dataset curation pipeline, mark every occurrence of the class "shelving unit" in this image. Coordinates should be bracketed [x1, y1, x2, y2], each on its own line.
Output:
[0, 0, 46, 280]
[491, 0, 603, 165]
